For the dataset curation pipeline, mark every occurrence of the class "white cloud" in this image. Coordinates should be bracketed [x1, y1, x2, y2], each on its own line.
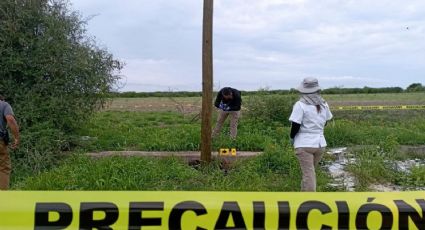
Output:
[119, 58, 201, 92]
[70, 0, 425, 91]
[214, 0, 308, 34]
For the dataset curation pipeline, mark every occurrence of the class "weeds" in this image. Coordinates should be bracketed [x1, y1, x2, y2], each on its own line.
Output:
[75, 110, 425, 153]
[397, 166, 425, 189]
[244, 94, 297, 124]
[346, 135, 403, 191]
[15, 146, 332, 191]
[347, 147, 398, 191]
[12, 94, 425, 191]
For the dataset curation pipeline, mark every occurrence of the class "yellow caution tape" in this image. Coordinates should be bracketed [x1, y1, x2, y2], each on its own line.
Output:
[332, 105, 425, 111]
[1, 191, 425, 229]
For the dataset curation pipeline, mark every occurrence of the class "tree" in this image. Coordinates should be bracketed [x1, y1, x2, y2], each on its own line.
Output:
[0, 0, 123, 177]
[0, 0, 123, 133]
[406, 83, 424, 92]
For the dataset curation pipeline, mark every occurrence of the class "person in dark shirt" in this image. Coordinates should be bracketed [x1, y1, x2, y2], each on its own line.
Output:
[212, 87, 242, 139]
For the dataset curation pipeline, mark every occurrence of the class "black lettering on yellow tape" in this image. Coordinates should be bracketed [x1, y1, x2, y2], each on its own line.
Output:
[129, 202, 164, 229]
[169, 201, 207, 230]
[395, 199, 425, 230]
[278, 201, 291, 230]
[332, 105, 425, 111]
[34, 202, 73, 229]
[3, 192, 425, 229]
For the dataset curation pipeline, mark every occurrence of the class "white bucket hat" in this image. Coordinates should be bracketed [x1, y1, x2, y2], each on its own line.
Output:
[297, 77, 321, 94]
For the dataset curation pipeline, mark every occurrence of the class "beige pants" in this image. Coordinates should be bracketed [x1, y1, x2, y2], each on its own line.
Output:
[296, 147, 325, 192]
[0, 140, 11, 190]
[212, 110, 240, 139]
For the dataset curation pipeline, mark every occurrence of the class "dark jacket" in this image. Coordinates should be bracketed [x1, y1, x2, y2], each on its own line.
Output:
[214, 87, 242, 111]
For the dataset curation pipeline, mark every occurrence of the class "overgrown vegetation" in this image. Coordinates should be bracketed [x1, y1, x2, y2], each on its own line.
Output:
[15, 101, 425, 191]
[347, 146, 398, 191]
[73, 111, 280, 152]
[244, 94, 298, 123]
[15, 145, 334, 192]
[398, 166, 425, 189]
[346, 134, 425, 191]
[1, 1, 424, 191]
[0, 0, 122, 181]
[71, 110, 425, 153]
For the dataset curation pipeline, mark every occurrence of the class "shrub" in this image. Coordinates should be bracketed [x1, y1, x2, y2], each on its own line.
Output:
[0, 0, 122, 181]
[244, 94, 297, 124]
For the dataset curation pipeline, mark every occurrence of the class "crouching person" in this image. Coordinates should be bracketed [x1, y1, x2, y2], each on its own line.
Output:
[212, 87, 242, 140]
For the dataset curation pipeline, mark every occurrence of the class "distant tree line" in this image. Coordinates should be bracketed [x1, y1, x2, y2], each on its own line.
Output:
[111, 83, 425, 98]
[321, 86, 404, 94]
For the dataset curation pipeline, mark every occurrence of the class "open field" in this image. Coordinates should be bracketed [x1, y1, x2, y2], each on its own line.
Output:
[105, 93, 425, 112]
[13, 93, 425, 192]
[105, 97, 202, 113]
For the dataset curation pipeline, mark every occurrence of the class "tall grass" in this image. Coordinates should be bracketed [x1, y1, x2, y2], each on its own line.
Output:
[76, 110, 425, 152]
[397, 166, 425, 189]
[12, 95, 425, 191]
[14, 145, 333, 191]
[347, 146, 398, 191]
[75, 111, 289, 152]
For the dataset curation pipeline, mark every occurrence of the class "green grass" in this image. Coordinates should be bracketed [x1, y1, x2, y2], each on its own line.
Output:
[76, 110, 425, 152]
[396, 166, 425, 189]
[110, 93, 425, 105]
[13, 93, 425, 191]
[326, 116, 425, 147]
[17, 109, 425, 191]
[346, 146, 398, 191]
[14, 146, 333, 191]
[76, 111, 282, 152]
[324, 92, 425, 103]
[105, 93, 425, 112]
[347, 146, 425, 191]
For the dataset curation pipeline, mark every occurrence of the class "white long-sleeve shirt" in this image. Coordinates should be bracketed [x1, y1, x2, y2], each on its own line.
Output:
[289, 101, 333, 148]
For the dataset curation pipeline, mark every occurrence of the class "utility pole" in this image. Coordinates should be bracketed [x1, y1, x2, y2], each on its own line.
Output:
[201, 0, 213, 163]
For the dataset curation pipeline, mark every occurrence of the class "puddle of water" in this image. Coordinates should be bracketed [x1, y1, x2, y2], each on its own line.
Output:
[396, 159, 425, 173]
[369, 184, 403, 192]
[395, 159, 425, 191]
[325, 147, 425, 192]
[325, 148, 356, 191]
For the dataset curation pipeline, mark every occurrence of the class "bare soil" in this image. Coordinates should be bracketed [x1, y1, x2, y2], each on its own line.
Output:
[87, 151, 262, 162]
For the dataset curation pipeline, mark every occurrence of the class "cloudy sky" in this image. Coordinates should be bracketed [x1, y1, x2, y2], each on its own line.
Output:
[71, 0, 425, 92]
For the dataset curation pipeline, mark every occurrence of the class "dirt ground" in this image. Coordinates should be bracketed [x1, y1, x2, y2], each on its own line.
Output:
[87, 151, 261, 161]
[104, 97, 202, 113]
[104, 93, 425, 113]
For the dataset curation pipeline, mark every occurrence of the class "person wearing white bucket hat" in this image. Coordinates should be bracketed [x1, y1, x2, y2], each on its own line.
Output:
[289, 77, 333, 191]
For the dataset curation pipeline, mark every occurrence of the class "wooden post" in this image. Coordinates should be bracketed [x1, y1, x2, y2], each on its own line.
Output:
[201, 0, 213, 163]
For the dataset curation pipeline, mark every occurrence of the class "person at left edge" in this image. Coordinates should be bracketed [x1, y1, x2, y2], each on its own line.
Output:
[212, 87, 242, 139]
[0, 96, 20, 190]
